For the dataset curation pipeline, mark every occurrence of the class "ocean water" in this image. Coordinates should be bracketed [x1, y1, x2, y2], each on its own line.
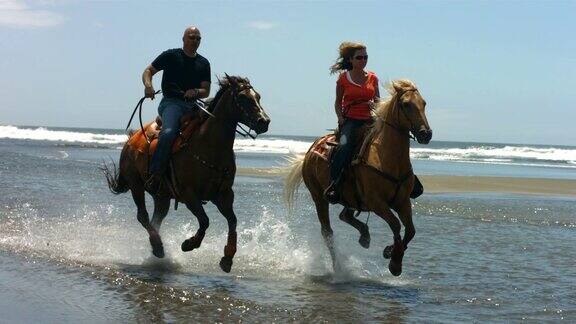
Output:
[1, 125, 575, 322]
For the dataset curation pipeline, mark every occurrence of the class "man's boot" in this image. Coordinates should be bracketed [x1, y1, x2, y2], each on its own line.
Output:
[145, 172, 164, 195]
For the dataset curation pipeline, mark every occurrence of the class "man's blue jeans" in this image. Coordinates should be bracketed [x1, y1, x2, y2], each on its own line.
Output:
[149, 97, 197, 174]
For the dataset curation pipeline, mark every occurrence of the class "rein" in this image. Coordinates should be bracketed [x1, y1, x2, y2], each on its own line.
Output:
[168, 83, 259, 140]
[186, 86, 258, 139]
[125, 90, 161, 143]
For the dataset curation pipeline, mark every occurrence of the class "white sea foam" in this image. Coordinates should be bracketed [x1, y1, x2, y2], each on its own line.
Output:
[0, 125, 127, 144]
[0, 203, 392, 281]
[2, 125, 575, 166]
[412, 146, 576, 165]
[234, 138, 311, 154]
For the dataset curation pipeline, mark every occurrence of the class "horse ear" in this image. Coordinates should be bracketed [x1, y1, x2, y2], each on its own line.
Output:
[392, 80, 403, 94]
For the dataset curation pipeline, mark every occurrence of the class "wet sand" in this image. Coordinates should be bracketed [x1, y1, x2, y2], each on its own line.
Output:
[237, 168, 576, 197]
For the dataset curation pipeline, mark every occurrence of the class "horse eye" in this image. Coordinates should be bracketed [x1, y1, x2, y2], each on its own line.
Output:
[238, 96, 252, 107]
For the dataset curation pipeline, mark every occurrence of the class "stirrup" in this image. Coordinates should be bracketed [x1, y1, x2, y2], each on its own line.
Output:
[324, 182, 341, 204]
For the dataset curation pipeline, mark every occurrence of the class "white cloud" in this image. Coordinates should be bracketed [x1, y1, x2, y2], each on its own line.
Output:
[247, 21, 276, 30]
[0, 0, 63, 28]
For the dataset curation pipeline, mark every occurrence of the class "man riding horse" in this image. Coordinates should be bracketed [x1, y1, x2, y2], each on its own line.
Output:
[142, 26, 211, 194]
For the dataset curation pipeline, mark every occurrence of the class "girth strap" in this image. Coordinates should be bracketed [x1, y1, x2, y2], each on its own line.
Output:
[363, 163, 413, 205]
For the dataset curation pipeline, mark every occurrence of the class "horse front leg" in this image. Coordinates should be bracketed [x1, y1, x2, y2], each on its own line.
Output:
[181, 201, 209, 252]
[338, 207, 370, 249]
[375, 208, 404, 276]
[397, 201, 415, 251]
[213, 189, 237, 273]
[383, 201, 415, 256]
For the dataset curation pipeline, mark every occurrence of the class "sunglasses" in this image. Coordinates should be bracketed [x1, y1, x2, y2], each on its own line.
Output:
[354, 55, 368, 60]
[188, 36, 202, 41]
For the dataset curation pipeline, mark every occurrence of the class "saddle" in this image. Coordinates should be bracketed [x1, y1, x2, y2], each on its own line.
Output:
[311, 126, 424, 200]
[126, 113, 202, 155]
[311, 124, 369, 163]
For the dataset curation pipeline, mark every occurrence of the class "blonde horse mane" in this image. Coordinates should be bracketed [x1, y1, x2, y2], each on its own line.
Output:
[360, 79, 418, 149]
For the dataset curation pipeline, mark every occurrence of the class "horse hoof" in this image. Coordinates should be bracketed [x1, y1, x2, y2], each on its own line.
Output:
[219, 256, 233, 273]
[359, 234, 370, 249]
[383, 245, 393, 259]
[388, 261, 402, 276]
[151, 245, 165, 258]
[149, 233, 164, 258]
[181, 238, 200, 252]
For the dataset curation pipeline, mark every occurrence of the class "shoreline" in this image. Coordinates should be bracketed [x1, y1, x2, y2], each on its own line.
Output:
[236, 168, 576, 197]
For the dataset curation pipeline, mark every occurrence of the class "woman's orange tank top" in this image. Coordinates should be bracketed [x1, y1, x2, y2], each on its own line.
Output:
[338, 71, 379, 120]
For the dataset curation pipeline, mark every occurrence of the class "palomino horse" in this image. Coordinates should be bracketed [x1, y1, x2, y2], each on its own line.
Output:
[285, 80, 432, 276]
[103, 76, 270, 272]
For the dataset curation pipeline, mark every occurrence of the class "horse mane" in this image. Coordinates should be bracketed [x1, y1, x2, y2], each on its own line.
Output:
[360, 79, 418, 148]
[205, 75, 251, 113]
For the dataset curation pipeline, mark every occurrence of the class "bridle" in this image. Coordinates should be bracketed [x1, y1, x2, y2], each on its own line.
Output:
[378, 88, 420, 141]
[228, 83, 261, 139]
[193, 82, 261, 139]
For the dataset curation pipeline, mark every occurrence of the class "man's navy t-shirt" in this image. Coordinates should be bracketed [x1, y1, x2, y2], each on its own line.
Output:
[151, 48, 211, 100]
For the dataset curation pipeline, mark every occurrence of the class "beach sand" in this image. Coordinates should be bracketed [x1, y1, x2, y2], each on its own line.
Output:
[237, 168, 576, 197]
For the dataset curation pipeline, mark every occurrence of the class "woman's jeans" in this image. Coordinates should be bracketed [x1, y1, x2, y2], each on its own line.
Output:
[150, 97, 198, 175]
[329, 119, 368, 184]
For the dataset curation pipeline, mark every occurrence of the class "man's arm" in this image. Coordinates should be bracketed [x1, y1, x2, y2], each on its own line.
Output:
[142, 64, 159, 99]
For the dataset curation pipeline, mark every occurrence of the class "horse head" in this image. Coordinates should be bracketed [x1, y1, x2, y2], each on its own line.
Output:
[224, 75, 270, 135]
[377, 80, 432, 144]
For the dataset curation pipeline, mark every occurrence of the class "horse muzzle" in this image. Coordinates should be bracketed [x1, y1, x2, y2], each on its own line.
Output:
[415, 126, 432, 144]
[253, 117, 270, 134]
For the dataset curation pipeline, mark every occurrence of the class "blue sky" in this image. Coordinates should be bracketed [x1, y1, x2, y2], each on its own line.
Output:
[0, 0, 574, 145]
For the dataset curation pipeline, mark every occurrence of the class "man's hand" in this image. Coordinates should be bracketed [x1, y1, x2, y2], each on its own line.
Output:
[183, 89, 198, 100]
[144, 86, 156, 99]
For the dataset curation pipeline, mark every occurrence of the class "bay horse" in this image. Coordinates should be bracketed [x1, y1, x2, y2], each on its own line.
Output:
[103, 75, 270, 273]
[285, 79, 432, 276]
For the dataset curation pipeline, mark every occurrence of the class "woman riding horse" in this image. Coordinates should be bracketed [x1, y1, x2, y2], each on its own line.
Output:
[325, 42, 381, 203]
[285, 79, 432, 276]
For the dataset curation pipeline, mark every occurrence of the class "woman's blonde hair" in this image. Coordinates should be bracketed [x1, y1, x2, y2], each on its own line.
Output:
[329, 41, 366, 74]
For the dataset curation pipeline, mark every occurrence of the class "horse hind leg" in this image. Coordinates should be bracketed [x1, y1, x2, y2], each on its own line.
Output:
[181, 201, 209, 252]
[338, 207, 370, 249]
[147, 196, 171, 258]
[213, 189, 237, 273]
[310, 190, 339, 272]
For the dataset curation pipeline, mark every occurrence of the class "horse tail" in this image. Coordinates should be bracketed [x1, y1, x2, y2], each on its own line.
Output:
[284, 154, 305, 211]
[101, 158, 129, 194]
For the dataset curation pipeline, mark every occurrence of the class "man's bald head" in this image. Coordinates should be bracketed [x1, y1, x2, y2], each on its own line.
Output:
[183, 26, 200, 37]
[182, 26, 202, 56]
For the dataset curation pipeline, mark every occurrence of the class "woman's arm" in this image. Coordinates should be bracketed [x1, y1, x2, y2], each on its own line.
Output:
[334, 82, 344, 125]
